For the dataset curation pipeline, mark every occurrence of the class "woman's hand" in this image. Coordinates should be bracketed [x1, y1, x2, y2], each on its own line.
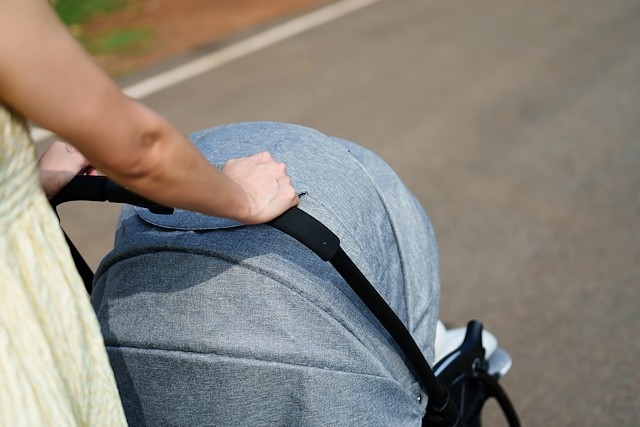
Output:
[38, 140, 97, 199]
[222, 151, 299, 224]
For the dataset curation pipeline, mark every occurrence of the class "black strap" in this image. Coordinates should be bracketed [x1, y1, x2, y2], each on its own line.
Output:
[330, 249, 452, 404]
[269, 208, 461, 426]
[268, 208, 339, 261]
[62, 230, 95, 293]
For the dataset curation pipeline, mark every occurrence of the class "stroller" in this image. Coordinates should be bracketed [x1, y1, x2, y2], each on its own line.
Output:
[52, 175, 520, 427]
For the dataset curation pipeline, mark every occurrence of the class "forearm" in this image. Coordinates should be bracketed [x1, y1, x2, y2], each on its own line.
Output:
[90, 104, 251, 220]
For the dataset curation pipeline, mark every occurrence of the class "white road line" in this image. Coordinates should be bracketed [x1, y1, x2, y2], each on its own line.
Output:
[32, 0, 382, 143]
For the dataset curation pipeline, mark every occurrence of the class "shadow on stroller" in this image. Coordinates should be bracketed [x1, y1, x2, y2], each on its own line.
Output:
[52, 174, 519, 427]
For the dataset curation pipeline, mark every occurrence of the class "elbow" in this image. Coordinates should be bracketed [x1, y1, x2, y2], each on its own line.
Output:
[102, 129, 166, 185]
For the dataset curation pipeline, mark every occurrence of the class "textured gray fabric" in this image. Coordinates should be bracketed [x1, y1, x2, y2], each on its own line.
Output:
[91, 122, 440, 426]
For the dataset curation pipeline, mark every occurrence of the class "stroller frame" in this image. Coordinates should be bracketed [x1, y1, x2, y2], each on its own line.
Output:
[52, 176, 521, 427]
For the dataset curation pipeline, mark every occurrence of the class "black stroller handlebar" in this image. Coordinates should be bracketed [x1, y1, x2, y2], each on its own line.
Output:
[51, 175, 340, 262]
[50, 175, 174, 215]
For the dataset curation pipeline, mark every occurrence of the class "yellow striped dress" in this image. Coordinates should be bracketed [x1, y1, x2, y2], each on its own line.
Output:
[0, 104, 127, 426]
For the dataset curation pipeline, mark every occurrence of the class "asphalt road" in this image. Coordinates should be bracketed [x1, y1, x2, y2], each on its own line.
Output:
[54, 0, 640, 425]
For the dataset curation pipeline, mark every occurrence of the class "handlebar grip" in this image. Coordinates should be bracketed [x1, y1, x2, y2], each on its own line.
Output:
[50, 175, 173, 214]
[52, 177, 339, 261]
[50, 175, 109, 207]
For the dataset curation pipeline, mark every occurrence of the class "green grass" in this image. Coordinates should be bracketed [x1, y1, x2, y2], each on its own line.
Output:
[82, 28, 153, 55]
[54, 0, 128, 26]
[53, 0, 154, 58]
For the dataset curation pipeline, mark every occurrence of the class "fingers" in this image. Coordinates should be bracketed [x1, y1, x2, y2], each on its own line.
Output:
[39, 141, 89, 171]
[85, 166, 99, 176]
[38, 140, 93, 199]
[221, 151, 299, 224]
[246, 152, 299, 216]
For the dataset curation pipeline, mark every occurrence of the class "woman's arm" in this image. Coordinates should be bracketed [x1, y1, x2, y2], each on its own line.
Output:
[0, 0, 298, 223]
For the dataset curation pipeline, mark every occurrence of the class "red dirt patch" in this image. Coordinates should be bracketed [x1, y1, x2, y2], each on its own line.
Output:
[83, 0, 331, 76]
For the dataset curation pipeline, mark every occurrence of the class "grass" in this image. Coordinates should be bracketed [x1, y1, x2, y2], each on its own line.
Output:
[54, 0, 154, 59]
[82, 28, 153, 56]
[54, 0, 128, 26]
